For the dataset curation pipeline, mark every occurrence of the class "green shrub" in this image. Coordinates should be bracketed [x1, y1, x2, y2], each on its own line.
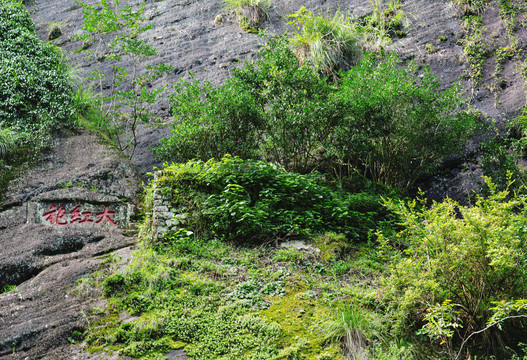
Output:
[0, 0, 74, 135]
[156, 156, 389, 242]
[157, 36, 336, 173]
[288, 7, 360, 73]
[156, 75, 263, 163]
[330, 52, 478, 190]
[481, 137, 526, 194]
[158, 37, 477, 191]
[230, 36, 339, 172]
[224, 0, 270, 32]
[381, 180, 527, 355]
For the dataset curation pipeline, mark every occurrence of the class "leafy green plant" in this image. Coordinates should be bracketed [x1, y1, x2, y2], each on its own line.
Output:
[288, 7, 360, 73]
[155, 156, 388, 242]
[330, 52, 478, 190]
[157, 36, 337, 173]
[417, 300, 462, 358]
[75, 0, 172, 158]
[359, 0, 407, 51]
[481, 137, 526, 194]
[156, 73, 263, 164]
[224, 0, 270, 32]
[0, 0, 75, 137]
[159, 37, 477, 191]
[0, 1, 83, 199]
[381, 180, 527, 356]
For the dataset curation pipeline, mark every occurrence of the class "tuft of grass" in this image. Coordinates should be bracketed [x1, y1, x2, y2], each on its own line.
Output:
[360, 0, 407, 51]
[288, 7, 361, 73]
[65, 65, 117, 142]
[47, 21, 63, 41]
[1, 284, 17, 294]
[451, 0, 490, 16]
[224, 0, 271, 32]
[322, 306, 372, 360]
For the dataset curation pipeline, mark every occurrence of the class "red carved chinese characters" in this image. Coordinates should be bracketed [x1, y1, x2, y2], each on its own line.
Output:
[56, 205, 68, 225]
[42, 204, 116, 226]
[42, 205, 58, 225]
[70, 205, 94, 224]
[96, 206, 116, 225]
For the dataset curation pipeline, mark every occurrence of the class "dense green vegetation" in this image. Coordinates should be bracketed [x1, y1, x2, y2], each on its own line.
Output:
[82, 161, 527, 360]
[0, 0, 80, 199]
[156, 37, 478, 191]
[153, 156, 394, 242]
[382, 180, 527, 358]
[83, 158, 397, 359]
[0, 1, 74, 135]
[3, 0, 527, 359]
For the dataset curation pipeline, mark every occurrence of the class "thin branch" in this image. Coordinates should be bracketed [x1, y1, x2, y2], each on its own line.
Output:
[455, 315, 527, 360]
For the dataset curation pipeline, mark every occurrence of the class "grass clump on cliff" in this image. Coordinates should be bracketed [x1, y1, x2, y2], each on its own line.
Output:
[359, 0, 407, 51]
[287, 7, 361, 73]
[224, 0, 271, 32]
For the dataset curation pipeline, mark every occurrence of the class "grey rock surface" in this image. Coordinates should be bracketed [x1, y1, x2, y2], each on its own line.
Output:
[0, 130, 141, 360]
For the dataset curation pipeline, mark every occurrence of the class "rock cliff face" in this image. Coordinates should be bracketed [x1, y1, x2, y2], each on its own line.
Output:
[1, 0, 527, 358]
[0, 131, 141, 359]
[26, 0, 527, 197]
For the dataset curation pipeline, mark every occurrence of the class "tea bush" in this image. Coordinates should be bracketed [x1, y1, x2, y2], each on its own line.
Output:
[156, 36, 337, 173]
[330, 52, 479, 189]
[0, 0, 80, 199]
[158, 37, 477, 191]
[0, 0, 75, 135]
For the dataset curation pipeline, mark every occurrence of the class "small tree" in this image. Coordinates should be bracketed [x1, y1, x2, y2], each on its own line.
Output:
[75, 0, 172, 158]
[157, 37, 336, 173]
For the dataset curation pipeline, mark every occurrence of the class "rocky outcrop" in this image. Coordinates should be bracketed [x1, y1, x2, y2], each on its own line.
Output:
[0, 130, 141, 359]
[2, 0, 527, 358]
[25, 0, 527, 201]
